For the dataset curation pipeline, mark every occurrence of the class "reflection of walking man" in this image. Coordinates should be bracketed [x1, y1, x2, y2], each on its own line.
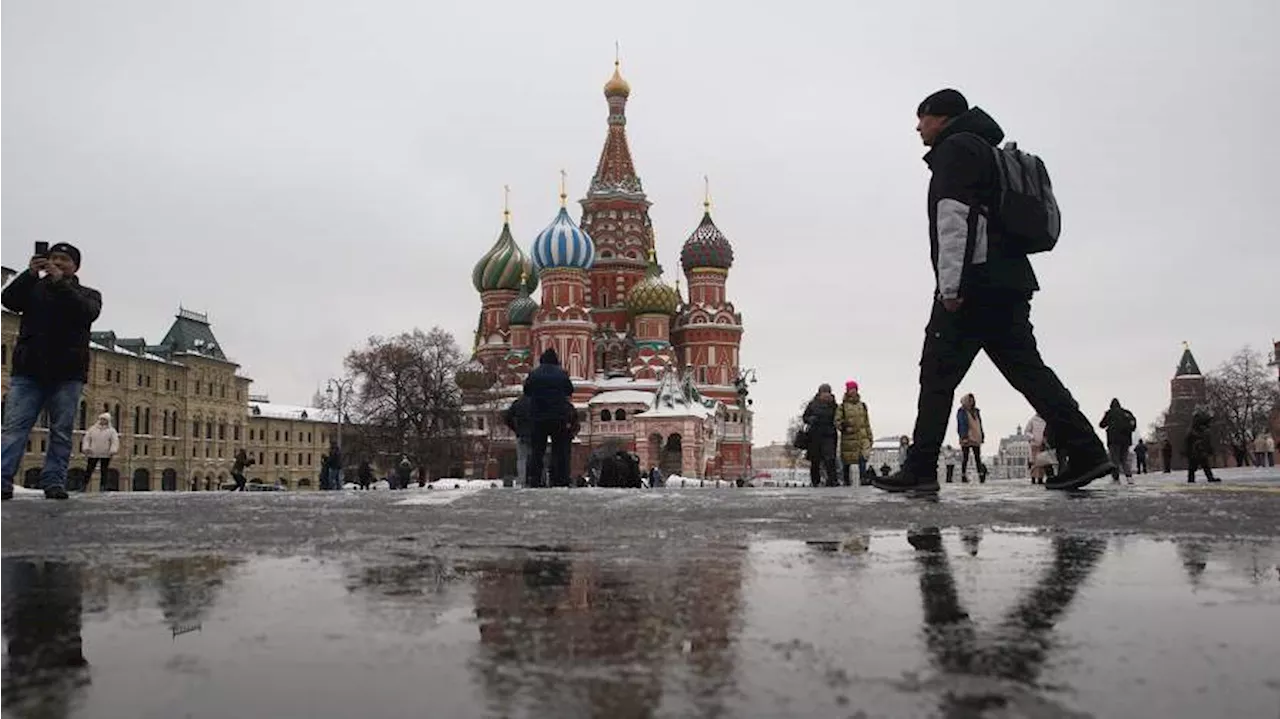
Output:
[907, 527, 1105, 700]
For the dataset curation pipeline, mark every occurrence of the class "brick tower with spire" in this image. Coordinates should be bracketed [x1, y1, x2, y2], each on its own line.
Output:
[1161, 343, 1207, 470]
[579, 60, 655, 374]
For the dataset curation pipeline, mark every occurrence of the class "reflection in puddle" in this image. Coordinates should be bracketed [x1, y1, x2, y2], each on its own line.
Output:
[2, 531, 1278, 718]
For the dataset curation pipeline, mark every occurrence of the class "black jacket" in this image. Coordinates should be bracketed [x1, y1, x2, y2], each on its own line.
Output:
[1, 270, 102, 382]
[1099, 402, 1137, 447]
[925, 108, 1039, 300]
[502, 396, 533, 440]
[523, 348, 574, 423]
[802, 395, 838, 440]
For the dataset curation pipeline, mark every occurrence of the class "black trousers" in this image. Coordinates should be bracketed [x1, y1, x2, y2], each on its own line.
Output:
[905, 292, 1102, 475]
[1135, 455, 1148, 473]
[528, 418, 571, 488]
[961, 445, 986, 478]
[809, 436, 837, 486]
[1187, 455, 1215, 482]
[231, 471, 247, 491]
[86, 457, 111, 491]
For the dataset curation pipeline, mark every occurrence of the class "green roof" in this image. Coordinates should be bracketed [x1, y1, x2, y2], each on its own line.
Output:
[159, 308, 226, 360]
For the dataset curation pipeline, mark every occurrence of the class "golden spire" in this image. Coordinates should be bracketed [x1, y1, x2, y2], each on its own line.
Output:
[503, 184, 511, 223]
[559, 169, 567, 207]
[703, 175, 711, 214]
[603, 47, 631, 98]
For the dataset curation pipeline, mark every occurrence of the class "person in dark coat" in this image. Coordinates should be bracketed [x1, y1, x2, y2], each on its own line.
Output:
[1133, 439, 1149, 474]
[1, 243, 102, 501]
[1184, 412, 1219, 483]
[395, 455, 412, 490]
[1161, 439, 1173, 473]
[357, 460, 374, 490]
[875, 90, 1112, 494]
[231, 448, 254, 491]
[1099, 398, 1137, 483]
[802, 384, 839, 487]
[503, 395, 533, 486]
[523, 348, 574, 488]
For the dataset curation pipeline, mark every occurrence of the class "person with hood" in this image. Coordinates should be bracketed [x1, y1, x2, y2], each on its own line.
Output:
[955, 394, 987, 483]
[942, 445, 958, 483]
[1134, 439, 1149, 474]
[802, 383, 839, 487]
[522, 348, 574, 488]
[502, 395, 533, 487]
[834, 380, 873, 485]
[2, 242, 102, 501]
[230, 447, 254, 491]
[875, 90, 1112, 495]
[1184, 411, 1219, 483]
[80, 412, 119, 492]
[1161, 439, 1174, 473]
[1099, 398, 1137, 483]
[357, 460, 374, 490]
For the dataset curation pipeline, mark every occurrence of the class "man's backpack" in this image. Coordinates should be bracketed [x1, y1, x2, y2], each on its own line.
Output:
[990, 142, 1060, 254]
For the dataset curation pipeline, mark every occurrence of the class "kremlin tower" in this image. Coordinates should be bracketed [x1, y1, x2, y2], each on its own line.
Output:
[464, 61, 752, 480]
[1161, 343, 1206, 471]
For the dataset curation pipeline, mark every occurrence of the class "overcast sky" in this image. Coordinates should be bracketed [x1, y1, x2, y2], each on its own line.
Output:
[4, 0, 1277, 447]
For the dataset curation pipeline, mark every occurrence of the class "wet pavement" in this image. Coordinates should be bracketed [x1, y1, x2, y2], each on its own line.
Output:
[3, 469, 1280, 718]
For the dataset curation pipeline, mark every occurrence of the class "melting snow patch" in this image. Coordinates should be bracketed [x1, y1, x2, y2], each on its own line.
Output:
[394, 479, 504, 506]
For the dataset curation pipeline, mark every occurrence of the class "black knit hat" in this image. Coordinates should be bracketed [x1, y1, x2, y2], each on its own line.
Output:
[48, 242, 81, 268]
[917, 89, 968, 118]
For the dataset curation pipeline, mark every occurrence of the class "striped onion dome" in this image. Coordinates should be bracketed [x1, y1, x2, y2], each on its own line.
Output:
[472, 220, 537, 293]
[627, 250, 679, 316]
[531, 207, 595, 272]
[507, 277, 538, 326]
[680, 211, 734, 272]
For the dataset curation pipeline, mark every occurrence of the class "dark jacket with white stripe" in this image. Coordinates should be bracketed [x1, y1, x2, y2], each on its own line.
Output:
[925, 108, 1039, 300]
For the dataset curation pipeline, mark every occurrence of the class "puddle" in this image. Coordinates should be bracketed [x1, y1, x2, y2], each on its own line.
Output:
[4, 530, 1279, 718]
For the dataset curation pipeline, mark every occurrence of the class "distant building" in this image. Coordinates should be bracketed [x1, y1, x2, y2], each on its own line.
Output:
[1160, 344, 1207, 471]
[2, 281, 339, 491]
[993, 425, 1032, 480]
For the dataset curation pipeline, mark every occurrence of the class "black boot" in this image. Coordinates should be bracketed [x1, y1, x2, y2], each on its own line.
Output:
[1046, 448, 1113, 491]
[872, 468, 939, 494]
[43, 487, 69, 500]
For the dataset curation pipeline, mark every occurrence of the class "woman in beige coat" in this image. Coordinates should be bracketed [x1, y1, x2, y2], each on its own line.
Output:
[835, 380, 873, 486]
[81, 412, 119, 491]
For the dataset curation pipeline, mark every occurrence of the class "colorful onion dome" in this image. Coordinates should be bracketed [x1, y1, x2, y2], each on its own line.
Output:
[532, 206, 595, 272]
[680, 211, 734, 272]
[507, 274, 539, 326]
[627, 249, 679, 316]
[472, 218, 536, 293]
[455, 355, 496, 391]
[604, 61, 631, 98]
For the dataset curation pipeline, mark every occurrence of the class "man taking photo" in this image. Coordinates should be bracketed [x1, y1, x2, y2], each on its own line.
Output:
[2, 242, 102, 500]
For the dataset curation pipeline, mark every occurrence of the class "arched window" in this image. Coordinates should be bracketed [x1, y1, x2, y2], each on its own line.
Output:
[133, 406, 141, 434]
[78, 401, 87, 431]
[144, 407, 151, 435]
[601, 409, 612, 422]
[218, 423, 226, 440]
[616, 409, 626, 421]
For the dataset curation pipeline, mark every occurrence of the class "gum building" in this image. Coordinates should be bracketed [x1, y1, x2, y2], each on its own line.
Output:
[2, 272, 338, 491]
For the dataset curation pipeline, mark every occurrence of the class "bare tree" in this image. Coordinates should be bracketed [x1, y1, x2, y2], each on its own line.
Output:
[1145, 409, 1168, 443]
[344, 327, 465, 480]
[1205, 346, 1280, 453]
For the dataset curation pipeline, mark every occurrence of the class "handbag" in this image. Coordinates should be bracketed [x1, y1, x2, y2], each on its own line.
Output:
[792, 425, 810, 450]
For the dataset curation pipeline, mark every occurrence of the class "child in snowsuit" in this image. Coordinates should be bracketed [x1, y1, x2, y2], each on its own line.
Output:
[1184, 412, 1219, 483]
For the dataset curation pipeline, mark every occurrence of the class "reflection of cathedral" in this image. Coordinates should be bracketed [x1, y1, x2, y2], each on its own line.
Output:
[459, 62, 752, 480]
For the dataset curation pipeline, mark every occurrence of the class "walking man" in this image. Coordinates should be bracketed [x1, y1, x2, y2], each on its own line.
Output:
[1099, 398, 1137, 483]
[231, 448, 254, 491]
[874, 90, 1112, 494]
[1134, 438, 1149, 474]
[1161, 439, 1174, 473]
[1, 243, 102, 500]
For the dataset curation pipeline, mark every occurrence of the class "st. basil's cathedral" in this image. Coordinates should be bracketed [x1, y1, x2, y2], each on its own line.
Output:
[457, 61, 753, 481]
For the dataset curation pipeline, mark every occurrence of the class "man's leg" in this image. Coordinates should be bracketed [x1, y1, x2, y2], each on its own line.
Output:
[527, 424, 549, 488]
[516, 439, 529, 486]
[979, 294, 1110, 489]
[40, 381, 83, 495]
[1, 378, 48, 497]
[1107, 445, 1125, 482]
[809, 457, 821, 487]
[550, 431, 571, 487]
[880, 302, 980, 492]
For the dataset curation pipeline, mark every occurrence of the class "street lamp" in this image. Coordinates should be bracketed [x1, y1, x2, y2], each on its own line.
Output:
[325, 378, 354, 454]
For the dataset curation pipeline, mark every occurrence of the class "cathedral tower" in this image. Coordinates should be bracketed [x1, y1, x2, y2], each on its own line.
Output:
[471, 191, 536, 366]
[530, 176, 596, 387]
[579, 61, 654, 339]
[672, 191, 743, 402]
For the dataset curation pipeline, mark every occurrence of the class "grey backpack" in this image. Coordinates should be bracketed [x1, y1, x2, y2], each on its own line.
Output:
[991, 142, 1060, 254]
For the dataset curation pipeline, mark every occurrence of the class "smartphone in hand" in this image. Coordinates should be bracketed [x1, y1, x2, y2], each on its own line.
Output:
[34, 241, 49, 257]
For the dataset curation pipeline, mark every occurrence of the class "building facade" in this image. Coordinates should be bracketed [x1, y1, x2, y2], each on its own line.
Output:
[1, 296, 338, 491]
[993, 425, 1033, 480]
[461, 62, 753, 480]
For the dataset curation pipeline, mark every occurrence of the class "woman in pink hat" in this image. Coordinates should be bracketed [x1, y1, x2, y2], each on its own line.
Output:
[836, 380, 874, 485]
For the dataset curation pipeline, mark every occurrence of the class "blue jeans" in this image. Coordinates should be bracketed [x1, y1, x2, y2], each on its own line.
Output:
[2, 377, 85, 492]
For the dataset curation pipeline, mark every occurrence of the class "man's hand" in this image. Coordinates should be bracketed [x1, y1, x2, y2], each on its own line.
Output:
[28, 256, 49, 275]
[942, 297, 964, 312]
[45, 263, 65, 282]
